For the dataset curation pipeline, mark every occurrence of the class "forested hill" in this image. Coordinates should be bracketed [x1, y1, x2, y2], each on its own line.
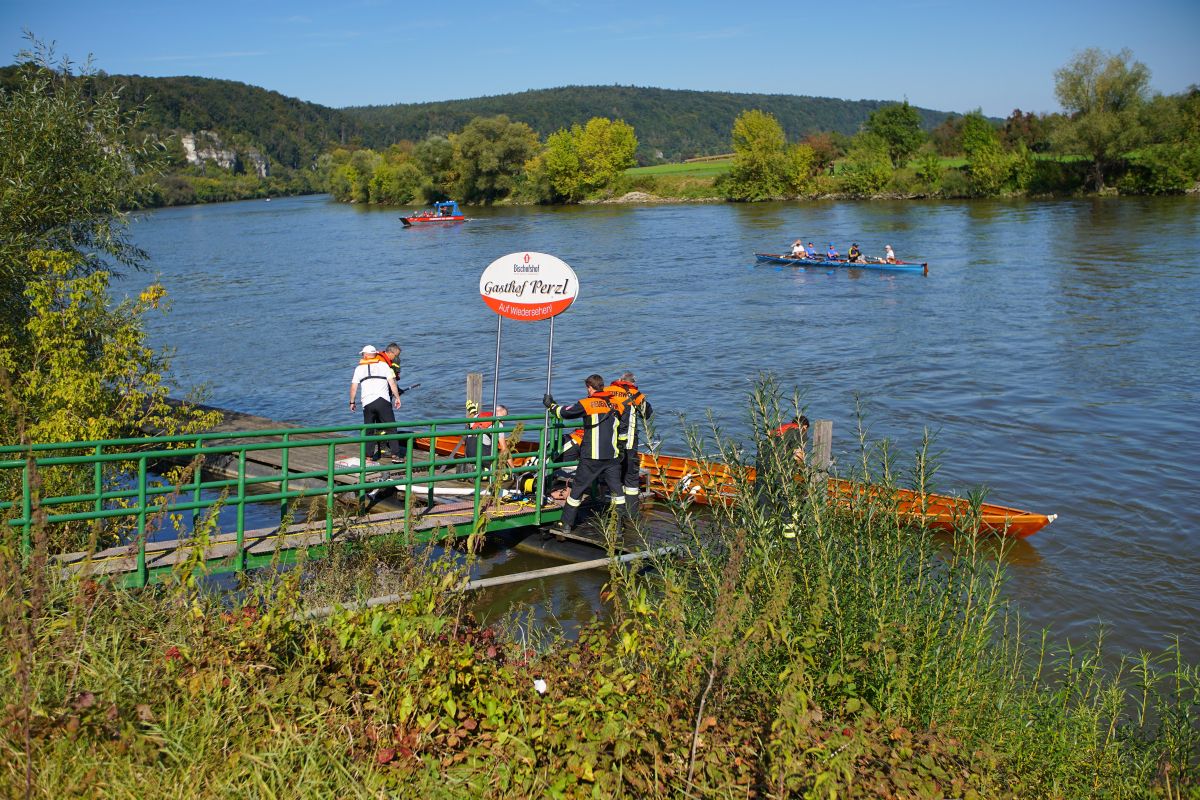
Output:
[0, 67, 363, 170]
[1, 68, 952, 165]
[344, 85, 953, 160]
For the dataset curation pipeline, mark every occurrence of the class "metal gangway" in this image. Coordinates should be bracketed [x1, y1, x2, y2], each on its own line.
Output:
[1, 413, 568, 588]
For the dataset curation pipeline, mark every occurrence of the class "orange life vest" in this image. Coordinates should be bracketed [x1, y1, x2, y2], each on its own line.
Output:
[773, 422, 800, 437]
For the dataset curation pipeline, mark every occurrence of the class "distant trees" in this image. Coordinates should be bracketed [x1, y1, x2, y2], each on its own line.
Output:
[838, 133, 893, 196]
[319, 46, 1198, 206]
[1053, 48, 1152, 190]
[525, 118, 638, 203]
[451, 115, 539, 204]
[865, 101, 925, 168]
[722, 110, 814, 201]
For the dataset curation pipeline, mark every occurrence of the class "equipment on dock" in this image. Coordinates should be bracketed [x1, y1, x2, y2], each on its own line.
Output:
[755, 252, 929, 275]
[400, 200, 465, 226]
[639, 452, 1054, 539]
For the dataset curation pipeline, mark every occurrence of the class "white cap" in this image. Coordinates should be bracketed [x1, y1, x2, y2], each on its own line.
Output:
[361, 344, 377, 355]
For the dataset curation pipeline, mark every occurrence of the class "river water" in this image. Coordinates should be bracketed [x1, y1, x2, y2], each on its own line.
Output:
[119, 194, 1199, 660]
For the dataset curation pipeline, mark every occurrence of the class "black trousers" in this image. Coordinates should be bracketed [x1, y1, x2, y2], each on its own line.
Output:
[561, 456, 625, 529]
[617, 446, 641, 514]
[362, 398, 401, 458]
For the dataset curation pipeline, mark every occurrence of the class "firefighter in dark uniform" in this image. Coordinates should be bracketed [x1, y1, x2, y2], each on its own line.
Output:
[605, 372, 653, 517]
[543, 374, 625, 534]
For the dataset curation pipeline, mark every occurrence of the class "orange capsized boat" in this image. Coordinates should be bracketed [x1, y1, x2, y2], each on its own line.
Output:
[640, 452, 1055, 539]
[412, 433, 1055, 539]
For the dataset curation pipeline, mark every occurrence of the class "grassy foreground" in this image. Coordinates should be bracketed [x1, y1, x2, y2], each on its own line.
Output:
[2, 388, 1197, 798]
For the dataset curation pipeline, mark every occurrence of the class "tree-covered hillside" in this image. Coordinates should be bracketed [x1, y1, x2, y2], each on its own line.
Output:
[0, 69, 365, 170]
[345, 86, 952, 161]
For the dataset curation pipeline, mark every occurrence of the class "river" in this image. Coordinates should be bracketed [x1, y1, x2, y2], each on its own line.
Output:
[119, 194, 1200, 660]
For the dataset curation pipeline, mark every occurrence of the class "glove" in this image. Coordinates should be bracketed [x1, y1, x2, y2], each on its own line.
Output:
[465, 400, 479, 415]
[542, 394, 555, 409]
[395, 387, 405, 396]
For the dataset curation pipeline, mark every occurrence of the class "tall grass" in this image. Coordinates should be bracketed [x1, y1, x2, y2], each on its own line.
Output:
[1, 378, 1196, 797]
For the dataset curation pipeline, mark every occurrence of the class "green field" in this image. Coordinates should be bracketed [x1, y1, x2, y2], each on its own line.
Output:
[626, 159, 733, 177]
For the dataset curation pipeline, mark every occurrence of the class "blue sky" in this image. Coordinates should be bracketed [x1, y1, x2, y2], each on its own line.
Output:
[3, 0, 1197, 116]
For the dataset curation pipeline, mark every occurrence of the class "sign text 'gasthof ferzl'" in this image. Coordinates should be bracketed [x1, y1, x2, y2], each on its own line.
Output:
[479, 252, 580, 321]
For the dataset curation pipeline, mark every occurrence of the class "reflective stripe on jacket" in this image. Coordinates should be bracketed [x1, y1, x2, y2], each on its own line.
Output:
[552, 393, 620, 460]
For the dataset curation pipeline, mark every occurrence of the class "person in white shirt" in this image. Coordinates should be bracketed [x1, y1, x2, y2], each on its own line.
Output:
[790, 239, 808, 258]
[884, 245, 897, 263]
[349, 345, 403, 463]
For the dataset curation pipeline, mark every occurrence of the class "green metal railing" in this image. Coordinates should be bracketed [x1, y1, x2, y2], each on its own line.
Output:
[0, 414, 571, 587]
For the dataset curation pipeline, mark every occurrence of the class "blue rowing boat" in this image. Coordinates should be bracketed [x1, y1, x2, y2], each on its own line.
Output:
[755, 252, 928, 275]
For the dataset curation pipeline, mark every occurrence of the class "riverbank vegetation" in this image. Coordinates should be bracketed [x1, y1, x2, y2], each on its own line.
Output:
[0, 40, 218, 545]
[3, 385, 1197, 797]
[327, 48, 1197, 207]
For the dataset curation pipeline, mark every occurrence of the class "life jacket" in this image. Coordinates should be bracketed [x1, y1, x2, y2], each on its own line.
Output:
[569, 428, 584, 446]
[356, 357, 390, 385]
[607, 381, 650, 449]
[552, 392, 620, 460]
[772, 421, 800, 437]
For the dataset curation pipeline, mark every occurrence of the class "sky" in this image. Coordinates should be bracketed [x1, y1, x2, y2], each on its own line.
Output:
[3, 0, 1197, 117]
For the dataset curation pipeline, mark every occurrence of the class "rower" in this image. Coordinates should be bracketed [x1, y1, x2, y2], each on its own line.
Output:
[790, 239, 808, 258]
[827, 242, 839, 259]
[848, 243, 862, 263]
[884, 244, 897, 263]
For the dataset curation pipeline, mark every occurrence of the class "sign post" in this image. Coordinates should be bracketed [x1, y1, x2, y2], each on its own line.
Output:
[479, 252, 580, 508]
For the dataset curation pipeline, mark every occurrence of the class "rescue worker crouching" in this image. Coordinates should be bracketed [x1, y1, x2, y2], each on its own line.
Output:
[604, 372, 653, 518]
[543, 374, 625, 535]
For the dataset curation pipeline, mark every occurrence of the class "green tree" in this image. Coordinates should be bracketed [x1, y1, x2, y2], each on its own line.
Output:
[914, 151, 943, 190]
[575, 118, 638, 194]
[1053, 48, 1152, 190]
[414, 135, 454, 200]
[865, 101, 925, 168]
[0, 42, 148, 336]
[526, 117, 638, 202]
[723, 110, 795, 201]
[451, 115, 538, 204]
[959, 112, 1011, 196]
[837, 132, 893, 196]
[0, 39, 216, 527]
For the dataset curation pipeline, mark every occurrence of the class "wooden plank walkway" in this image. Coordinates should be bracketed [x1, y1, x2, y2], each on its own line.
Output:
[57, 497, 565, 584]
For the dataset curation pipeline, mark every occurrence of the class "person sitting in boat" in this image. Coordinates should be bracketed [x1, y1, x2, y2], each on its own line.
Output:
[807, 242, 817, 259]
[884, 244, 897, 263]
[826, 242, 839, 259]
[790, 239, 808, 258]
[848, 243, 863, 263]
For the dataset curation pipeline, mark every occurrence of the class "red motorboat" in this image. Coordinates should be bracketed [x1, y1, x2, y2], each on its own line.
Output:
[400, 200, 465, 226]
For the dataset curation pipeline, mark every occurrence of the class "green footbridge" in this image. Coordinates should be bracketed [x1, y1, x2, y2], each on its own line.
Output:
[1, 412, 568, 589]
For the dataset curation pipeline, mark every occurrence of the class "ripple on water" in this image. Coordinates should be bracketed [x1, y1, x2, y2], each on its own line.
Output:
[120, 195, 1200, 662]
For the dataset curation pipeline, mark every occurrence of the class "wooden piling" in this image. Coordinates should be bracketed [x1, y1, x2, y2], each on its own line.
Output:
[466, 372, 483, 411]
[811, 419, 833, 473]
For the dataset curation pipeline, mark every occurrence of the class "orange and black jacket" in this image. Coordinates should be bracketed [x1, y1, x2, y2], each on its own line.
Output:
[550, 393, 620, 460]
[605, 381, 653, 451]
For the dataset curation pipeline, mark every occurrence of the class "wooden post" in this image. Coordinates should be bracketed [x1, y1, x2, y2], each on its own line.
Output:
[811, 420, 833, 474]
[466, 372, 483, 412]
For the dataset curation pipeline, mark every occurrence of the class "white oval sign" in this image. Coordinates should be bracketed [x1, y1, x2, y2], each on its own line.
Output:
[479, 252, 580, 321]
